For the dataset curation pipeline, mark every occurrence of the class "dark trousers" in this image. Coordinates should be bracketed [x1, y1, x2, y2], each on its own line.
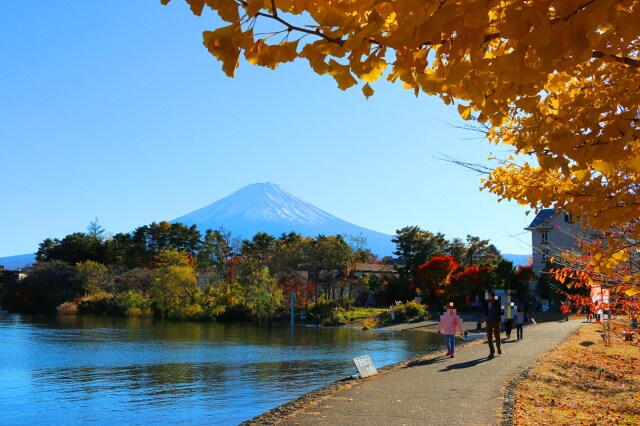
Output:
[516, 323, 523, 340]
[505, 320, 513, 338]
[486, 322, 501, 354]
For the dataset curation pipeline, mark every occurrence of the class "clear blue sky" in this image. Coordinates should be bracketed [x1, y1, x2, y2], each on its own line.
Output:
[0, 1, 534, 258]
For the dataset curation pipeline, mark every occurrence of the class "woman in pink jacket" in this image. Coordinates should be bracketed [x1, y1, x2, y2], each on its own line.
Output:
[438, 303, 464, 358]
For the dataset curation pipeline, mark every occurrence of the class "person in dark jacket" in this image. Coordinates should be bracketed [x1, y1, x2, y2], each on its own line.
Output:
[484, 291, 502, 358]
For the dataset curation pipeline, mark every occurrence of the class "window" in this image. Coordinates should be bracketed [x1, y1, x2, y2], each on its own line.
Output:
[542, 250, 550, 262]
[540, 232, 549, 244]
[564, 212, 573, 223]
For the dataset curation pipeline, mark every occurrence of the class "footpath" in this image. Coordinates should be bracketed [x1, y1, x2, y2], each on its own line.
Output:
[252, 318, 585, 426]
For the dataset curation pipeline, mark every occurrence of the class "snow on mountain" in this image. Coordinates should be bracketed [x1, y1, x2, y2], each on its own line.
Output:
[172, 182, 396, 256]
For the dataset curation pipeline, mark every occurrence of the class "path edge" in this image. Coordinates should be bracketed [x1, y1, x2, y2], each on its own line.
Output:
[499, 323, 587, 425]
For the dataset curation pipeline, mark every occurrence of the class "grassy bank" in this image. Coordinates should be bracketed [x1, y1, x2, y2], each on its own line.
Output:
[514, 320, 640, 425]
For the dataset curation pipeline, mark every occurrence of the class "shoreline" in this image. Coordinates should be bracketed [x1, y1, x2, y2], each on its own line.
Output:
[241, 326, 485, 425]
[242, 314, 566, 425]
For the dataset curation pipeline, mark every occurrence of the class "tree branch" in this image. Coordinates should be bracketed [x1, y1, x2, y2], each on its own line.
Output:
[592, 51, 640, 68]
[436, 153, 493, 175]
[254, 11, 344, 45]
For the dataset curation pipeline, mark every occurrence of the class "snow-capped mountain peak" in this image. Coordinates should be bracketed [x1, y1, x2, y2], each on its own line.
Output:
[171, 182, 395, 255]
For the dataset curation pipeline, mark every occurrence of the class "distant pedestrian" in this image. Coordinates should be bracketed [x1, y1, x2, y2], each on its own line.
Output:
[484, 291, 502, 358]
[515, 305, 527, 340]
[504, 302, 516, 339]
[438, 303, 464, 358]
[561, 300, 571, 321]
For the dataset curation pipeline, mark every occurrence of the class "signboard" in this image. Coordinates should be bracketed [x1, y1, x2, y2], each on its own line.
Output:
[352, 355, 378, 378]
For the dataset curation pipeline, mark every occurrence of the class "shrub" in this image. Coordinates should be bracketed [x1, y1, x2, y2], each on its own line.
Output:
[309, 297, 338, 322]
[405, 300, 427, 318]
[56, 301, 78, 315]
[121, 290, 153, 318]
[389, 300, 427, 323]
[77, 292, 122, 316]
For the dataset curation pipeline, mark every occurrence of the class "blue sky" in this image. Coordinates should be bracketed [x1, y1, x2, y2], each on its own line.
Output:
[0, 1, 534, 258]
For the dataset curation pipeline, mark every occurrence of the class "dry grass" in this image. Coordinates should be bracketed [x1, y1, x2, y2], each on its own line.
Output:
[514, 321, 640, 425]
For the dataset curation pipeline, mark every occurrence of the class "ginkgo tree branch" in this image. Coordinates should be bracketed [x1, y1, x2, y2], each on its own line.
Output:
[253, 11, 345, 45]
[239, 4, 640, 68]
[163, 0, 640, 282]
[592, 51, 640, 68]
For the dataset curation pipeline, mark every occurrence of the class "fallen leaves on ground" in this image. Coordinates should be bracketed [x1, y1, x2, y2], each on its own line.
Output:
[514, 322, 640, 425]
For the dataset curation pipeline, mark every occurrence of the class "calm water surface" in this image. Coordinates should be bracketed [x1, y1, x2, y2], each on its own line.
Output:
[0, 313, 445, 425]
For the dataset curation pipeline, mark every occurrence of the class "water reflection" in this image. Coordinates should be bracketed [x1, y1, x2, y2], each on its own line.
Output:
[0, 314, 445, 425]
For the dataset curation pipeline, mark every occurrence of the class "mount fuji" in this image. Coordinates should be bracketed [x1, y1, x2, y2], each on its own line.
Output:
[171, 182, 396, 256]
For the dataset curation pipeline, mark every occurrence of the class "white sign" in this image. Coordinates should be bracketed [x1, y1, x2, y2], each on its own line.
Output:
[352, 355, 378, 378]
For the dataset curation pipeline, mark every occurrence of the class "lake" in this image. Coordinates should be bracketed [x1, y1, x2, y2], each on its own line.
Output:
[0, 313, 445, 425]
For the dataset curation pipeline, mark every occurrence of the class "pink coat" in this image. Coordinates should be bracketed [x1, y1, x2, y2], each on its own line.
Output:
[438, 310, 464, 335]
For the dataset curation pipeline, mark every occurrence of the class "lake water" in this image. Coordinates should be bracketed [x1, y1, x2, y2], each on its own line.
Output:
[0, 313, 446, 425]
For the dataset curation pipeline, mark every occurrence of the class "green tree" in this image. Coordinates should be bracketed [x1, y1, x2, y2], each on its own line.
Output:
[241, 232, 277, 266]
[75, 260, 108, 295]
[446, 237, 467, 267]
[19, 261, 79, 314]
[86, 217, 106, 240]
[462, 235, 501, 268]
[245, 266, 283, 325]
[36, 232, 105, 264]
[197, 228, 238, 283]
[392, 226, 447, 301]
[316, 235, 352, 301]
[149, 250, 201, 319]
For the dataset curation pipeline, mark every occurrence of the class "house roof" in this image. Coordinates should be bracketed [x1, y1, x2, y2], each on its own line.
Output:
[526, 209, 557, 229]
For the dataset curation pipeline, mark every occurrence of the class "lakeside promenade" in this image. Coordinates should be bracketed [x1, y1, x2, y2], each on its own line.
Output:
[249, 318, 585, 426]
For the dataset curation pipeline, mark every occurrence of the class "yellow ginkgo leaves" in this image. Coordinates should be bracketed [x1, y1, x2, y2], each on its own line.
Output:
[163, 0, 640, 280]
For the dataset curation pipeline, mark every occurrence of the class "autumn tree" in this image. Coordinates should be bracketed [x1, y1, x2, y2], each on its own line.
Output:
[162, 0, 640, 294]
[416, 255, 458, 307]
[449, 265, 494, 306]
[149, 250, 202, 319]
[549, 223, 639, 321]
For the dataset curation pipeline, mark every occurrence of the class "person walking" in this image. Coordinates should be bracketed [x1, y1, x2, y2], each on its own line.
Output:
[504, 302, 516, 339]
[438, 303, 464, 358]
[515, 304, 527, 340]
[484, 291, 502, 358]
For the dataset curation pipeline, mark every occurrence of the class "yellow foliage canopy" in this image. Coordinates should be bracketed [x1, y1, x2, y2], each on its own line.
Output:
[162, 0, 639, 283]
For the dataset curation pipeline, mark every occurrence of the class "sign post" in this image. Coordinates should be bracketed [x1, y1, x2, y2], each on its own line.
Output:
[352, 355, 378, 378]
[290, 291, 295, 328]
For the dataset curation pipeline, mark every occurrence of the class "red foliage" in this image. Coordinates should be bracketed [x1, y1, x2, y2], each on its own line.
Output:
[416, 256, 458, 294]
[516, 265, 535, 282]
[278, 276, 316, 305]
[450, 266, 493, 291]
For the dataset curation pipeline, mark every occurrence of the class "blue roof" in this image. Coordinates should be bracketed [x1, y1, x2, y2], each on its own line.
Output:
[526, 209, 556, 229]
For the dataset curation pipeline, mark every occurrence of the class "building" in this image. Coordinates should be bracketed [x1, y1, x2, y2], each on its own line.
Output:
[525, 208, 583, 277]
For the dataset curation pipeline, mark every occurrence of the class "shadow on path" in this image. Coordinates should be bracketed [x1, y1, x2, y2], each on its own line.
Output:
[438, 357, 492, 371]
[404, 355, 449, 368]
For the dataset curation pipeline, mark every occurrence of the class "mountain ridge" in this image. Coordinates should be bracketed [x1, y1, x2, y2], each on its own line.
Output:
[0, 183, 533, 269]
[171, 182, 397, 256]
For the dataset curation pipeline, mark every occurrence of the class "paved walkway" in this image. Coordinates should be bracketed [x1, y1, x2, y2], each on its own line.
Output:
[276, 319, 585, 426]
